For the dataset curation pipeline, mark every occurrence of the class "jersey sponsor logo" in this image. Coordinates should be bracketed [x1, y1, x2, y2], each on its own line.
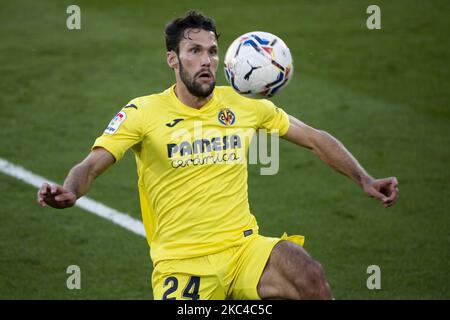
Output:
[218, 108, 236, 126]
[167, 135, 243, 168]
[167, 135, 241, 158]
[166, 118, 184, 127]
[170, 152, 241, 168]
[104, 111, 126, 134]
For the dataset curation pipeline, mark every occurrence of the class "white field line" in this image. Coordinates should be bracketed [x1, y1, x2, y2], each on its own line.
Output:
[0, 157, 146, 238]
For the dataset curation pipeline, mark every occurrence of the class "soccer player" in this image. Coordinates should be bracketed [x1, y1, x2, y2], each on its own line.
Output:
[37, 11, 398, 300]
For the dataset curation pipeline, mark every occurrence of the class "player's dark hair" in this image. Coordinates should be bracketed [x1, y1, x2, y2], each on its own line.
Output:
[165, 10, 220, 54]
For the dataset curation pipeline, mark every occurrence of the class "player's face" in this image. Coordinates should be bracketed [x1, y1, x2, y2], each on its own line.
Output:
[176, 29, 219, 98]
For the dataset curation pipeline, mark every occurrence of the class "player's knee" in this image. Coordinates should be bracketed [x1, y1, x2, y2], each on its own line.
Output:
[295, 260, 331, 299]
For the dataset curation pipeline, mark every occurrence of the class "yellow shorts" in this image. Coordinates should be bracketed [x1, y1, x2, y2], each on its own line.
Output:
[152, 232, 304, 300]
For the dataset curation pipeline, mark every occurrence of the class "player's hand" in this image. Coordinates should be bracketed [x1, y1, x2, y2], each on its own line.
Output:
[37, 183, 77, 209]
[362, 177, 399, 208]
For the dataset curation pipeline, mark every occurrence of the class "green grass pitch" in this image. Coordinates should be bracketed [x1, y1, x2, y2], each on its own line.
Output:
[0, 0, 449, 299]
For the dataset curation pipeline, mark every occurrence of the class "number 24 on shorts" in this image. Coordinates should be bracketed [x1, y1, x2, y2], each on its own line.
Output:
[162, 276, 200, 300]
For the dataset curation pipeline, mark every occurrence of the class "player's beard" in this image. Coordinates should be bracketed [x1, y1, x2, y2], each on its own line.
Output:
[179, 61, 215, 98]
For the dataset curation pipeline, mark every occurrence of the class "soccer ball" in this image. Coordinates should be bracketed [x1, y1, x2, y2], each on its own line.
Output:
[224, 31, 293, 98]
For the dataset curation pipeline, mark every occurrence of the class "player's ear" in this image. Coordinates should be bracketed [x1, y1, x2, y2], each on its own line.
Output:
[167, 51, 178, 70]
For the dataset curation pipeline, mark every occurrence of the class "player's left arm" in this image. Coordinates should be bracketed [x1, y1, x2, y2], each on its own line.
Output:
[282, 114, 399, 208]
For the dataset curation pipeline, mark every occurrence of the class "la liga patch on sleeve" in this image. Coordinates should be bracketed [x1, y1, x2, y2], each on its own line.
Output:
[104, 111, 126, 134]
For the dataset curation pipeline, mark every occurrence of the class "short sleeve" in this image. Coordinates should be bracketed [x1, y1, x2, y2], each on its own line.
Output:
[255, 99, 290, 136]
[91, 99, 143, 161]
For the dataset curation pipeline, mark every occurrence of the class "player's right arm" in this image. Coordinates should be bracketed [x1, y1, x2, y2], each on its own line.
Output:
[37, 147, 115, 209]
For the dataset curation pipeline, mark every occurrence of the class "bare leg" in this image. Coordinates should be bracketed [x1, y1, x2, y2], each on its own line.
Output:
[257, 240, 332, 299]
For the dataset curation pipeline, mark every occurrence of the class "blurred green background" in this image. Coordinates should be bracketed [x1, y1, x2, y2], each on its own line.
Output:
[0, 0, 449, 299]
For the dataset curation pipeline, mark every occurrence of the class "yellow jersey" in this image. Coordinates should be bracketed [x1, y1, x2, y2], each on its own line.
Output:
[92, 85, 290, 264]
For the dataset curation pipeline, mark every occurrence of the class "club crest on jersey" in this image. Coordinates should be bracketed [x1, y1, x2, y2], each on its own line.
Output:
[104, 111, 126, 134]
[218, 108, 236, 126]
